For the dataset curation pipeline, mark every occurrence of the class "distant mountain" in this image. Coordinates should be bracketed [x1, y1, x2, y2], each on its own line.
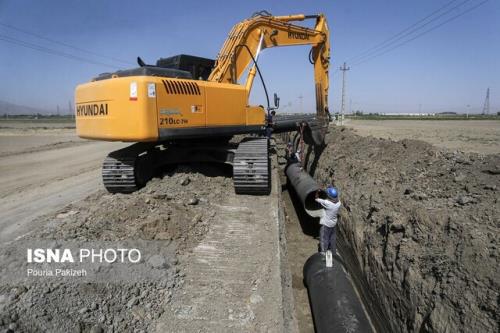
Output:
[0, 100, 52, 115]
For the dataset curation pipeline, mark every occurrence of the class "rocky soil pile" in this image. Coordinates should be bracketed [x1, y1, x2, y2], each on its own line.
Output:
[311, 127, 499, 332]
[0, 165, 232, 333]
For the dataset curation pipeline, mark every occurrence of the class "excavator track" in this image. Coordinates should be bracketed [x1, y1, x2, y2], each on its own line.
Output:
[102, 139, 270, 195]
[102, 156, 140, 193]
[102, 143, 154, 194]
[233, 137, 270, 195]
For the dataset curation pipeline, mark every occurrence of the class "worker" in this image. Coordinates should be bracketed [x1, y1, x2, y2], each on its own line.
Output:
[315, 186, 341, 255]
[325, 106, 332, 123]
[265, 110, 276, 138]
[285, 141, 294, 159]
[294, 149, 302, 163]
[287, 148, 301, 165]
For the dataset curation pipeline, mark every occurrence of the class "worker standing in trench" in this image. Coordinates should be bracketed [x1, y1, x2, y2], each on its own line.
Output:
[265, 110, 276, 138]
[315, 187, 341, 255]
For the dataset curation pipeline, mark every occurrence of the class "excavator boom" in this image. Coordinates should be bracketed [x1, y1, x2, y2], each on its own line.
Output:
[209, 12, 330, 130]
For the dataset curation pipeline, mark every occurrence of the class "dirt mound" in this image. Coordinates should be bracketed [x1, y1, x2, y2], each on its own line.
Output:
[0, 165, 232, 333]
[312, 127, 499, 332]
[34, 164, 230, 249]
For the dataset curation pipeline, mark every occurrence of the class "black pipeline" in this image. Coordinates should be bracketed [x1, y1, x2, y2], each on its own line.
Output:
[285, 162, 325, 217]
[303, 253, 373, 333]
[273, 114, 325, 146]
[272, 114, 316, 133]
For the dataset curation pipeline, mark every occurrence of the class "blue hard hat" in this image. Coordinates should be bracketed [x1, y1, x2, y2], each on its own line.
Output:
[326, 187, 338, 199]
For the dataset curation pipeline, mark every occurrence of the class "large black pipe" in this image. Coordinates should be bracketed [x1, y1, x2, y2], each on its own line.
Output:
[273, 114, 326, 146]
[303, 253, 374, 333]
[273, 114, 317, 134]
[285, 163, 325, 218]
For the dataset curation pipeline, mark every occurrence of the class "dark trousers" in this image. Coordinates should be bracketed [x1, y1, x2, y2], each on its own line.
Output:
[320, 225, 336, 253]
[265, 127, 273, 138]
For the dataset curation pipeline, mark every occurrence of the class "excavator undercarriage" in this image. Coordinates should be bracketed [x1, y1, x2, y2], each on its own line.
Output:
[102, 136, 271, 195]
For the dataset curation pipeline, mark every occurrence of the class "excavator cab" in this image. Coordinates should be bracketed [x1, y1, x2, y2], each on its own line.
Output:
[93, 54, 214, 82]
[156, 54, 215, 80]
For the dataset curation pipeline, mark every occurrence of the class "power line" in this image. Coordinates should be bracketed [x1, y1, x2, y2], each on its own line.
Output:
[0, 33, 120, 69]
[347, 0, 465, 63]
[0, 34, 119, 68]
[351, 0, 489, 67]
[0, 21, 134, 66]
[350, 0, 475, 65]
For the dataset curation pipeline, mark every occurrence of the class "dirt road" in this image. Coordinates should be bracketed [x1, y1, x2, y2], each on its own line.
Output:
[0, 120, 81, 157]
[0, 140, 125, 243]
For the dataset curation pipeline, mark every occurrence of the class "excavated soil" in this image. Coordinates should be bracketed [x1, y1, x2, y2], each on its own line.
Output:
[31, 164, 230, 250]
[0, 165, 232, 333]
[1, 124, 498, 333]
[308, 127, 499, 332]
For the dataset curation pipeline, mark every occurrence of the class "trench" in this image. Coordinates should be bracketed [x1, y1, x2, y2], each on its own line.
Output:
[276, 136, 385, 333]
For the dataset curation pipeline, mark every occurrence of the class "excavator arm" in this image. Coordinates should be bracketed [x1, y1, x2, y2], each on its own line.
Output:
[208, 12, 330, 128]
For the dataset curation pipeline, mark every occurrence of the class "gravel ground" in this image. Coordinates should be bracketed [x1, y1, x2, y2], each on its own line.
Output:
[0, 159, 288, 333]
[310, 127, 499, 332]
[0, 165, 233, 333]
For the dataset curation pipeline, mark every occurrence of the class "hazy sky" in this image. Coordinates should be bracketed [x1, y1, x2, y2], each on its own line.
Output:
[0, 0, 498, 114]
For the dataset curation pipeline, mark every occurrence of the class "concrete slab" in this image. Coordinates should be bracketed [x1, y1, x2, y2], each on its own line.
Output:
[156, 155, 291, 332]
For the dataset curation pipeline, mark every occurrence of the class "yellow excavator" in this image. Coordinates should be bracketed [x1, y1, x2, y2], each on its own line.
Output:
[75, 11, 330, 194]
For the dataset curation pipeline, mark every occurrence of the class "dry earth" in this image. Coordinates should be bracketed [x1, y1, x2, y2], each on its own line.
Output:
[0, 120, 84, 157]
[0, 164, 288, 333]
[2, 119, 498, 333]
[345, 119, 500, 155]
[0, 122, 289, 333]
[0, 121, 126, 243]
[307, 126, 499, 332]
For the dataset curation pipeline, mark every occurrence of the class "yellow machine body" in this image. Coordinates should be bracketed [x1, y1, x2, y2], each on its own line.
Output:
[76, 77, 265, 142]
[76, 13, 329, 142]
[74, 12, 330, 195]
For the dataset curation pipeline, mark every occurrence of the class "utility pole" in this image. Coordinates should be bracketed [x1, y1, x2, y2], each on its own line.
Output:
[68, 100, 75, 120]
[482, 87, 490, 115]
[339, 62, 350, 125]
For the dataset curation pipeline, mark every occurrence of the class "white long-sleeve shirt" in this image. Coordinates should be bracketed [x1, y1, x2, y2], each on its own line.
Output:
[315, 198, 341, 228]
